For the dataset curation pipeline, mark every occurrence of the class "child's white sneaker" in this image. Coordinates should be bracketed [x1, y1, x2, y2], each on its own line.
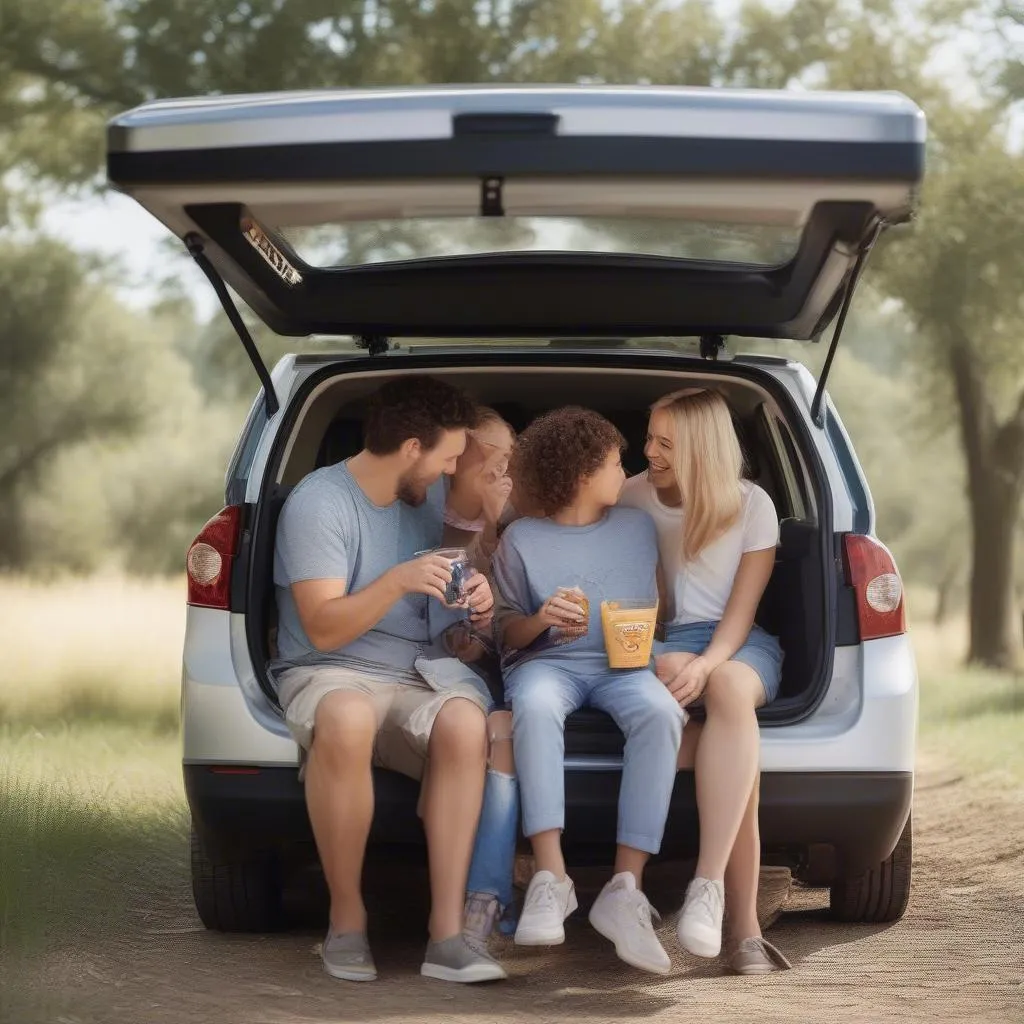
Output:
[514, 870, 578, 945]
[676, 876, 725, 957]
[589, 872, 671, 975]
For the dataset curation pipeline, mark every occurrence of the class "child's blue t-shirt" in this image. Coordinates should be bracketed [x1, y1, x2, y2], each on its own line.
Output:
[491, 506, 660, 678]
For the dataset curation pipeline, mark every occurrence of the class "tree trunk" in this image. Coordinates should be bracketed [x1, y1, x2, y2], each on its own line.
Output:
[946, 339, 1024, 669]
[966, 470, 1020, 668]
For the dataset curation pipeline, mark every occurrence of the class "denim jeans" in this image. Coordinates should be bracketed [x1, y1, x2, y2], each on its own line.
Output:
[506, 660, 685, 854]
[466, 768, 519, 910]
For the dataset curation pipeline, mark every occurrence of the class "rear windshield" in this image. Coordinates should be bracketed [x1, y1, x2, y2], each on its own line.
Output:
[281, 217, 801, 268]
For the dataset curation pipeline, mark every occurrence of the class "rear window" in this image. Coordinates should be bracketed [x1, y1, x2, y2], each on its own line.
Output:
[282, 217, 801, 268]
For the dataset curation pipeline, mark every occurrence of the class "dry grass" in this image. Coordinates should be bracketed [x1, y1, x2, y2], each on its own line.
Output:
[906, 586, 1024, 783]
[905, 585, 968, 675]
[0, 575, 188, 959]
[0, 573, 185, 734]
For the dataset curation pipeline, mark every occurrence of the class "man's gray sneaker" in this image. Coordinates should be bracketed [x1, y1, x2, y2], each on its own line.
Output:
[421, 933, 508, 983]
[322, 930, 377, 982]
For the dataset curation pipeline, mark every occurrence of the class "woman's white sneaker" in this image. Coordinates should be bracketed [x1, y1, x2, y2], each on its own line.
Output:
[588, 872, 671, 975]
[676, 876, 725, 958]
[514, 870, 578, 945]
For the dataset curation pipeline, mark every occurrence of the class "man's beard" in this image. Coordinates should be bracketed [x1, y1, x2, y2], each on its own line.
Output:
[397, 466, 432, 507]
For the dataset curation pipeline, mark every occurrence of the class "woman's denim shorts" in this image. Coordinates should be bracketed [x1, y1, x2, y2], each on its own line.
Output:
[660, 621, 784, 704]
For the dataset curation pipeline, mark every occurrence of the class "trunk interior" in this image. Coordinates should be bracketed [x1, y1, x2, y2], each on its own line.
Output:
[246, 355, 835, 749]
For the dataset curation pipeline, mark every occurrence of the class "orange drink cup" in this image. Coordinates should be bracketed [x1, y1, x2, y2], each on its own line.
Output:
[600, 599, 659, 669]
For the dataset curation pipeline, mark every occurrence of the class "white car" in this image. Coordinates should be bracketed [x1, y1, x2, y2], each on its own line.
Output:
[107, 85, 922, 931]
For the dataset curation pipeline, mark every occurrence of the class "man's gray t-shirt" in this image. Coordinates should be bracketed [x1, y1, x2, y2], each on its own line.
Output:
[491, 506, 660, 679]
[272, 461, 460, 681]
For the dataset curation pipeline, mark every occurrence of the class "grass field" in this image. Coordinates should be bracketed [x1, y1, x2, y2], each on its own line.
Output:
[0, 576, 187, 964]
[1, 575, 1021, 966]
[907, 593, 1024, 782]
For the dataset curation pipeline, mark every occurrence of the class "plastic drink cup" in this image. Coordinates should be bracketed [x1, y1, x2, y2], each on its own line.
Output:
[429, 547, 472, 606]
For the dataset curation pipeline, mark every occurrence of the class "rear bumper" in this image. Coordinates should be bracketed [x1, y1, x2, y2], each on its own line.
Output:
[185, 765, 912, 874]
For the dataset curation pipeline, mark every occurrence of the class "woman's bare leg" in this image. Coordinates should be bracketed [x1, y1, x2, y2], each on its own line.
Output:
[724, 775, 762, 942]
[678, 718, 762, 942]
[693, 663, 764, 882]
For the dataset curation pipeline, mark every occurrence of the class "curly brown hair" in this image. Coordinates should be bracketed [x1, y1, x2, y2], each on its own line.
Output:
[511, 407, 625, 516]
[363, 375, 478, 455]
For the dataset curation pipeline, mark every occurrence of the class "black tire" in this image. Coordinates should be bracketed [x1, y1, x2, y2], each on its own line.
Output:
[829, 815, 912, 923]
[190, 828, 284, 932]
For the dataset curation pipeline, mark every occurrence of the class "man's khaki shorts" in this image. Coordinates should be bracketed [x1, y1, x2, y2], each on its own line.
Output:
[276, 664, 488, 782]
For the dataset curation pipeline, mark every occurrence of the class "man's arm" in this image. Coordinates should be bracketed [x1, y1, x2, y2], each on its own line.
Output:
[292, 554, 456, 653]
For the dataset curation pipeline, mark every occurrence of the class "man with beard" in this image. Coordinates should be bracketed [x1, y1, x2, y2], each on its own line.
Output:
[272, 376, 506, 984]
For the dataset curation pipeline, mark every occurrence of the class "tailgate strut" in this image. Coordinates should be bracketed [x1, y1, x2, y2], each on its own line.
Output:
[810, 220, 884, 428]
[185, 234, 280, 416]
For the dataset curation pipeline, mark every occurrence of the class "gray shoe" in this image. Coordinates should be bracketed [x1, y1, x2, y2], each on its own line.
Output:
[421, 933, 508, 983]
[322, 930, 377, 982]
[729, 936, 793, 975]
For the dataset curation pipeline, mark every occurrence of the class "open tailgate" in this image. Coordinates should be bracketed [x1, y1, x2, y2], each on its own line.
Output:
[107, 85, 925, 340]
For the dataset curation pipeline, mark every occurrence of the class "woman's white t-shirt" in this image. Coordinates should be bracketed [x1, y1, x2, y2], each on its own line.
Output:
[618, 473, 779, 625]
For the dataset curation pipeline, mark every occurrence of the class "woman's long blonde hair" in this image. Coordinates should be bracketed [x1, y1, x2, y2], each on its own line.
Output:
[651, 388, 744, 560]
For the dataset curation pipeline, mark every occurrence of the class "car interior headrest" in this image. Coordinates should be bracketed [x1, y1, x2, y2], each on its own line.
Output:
[316, 417, 364, 467]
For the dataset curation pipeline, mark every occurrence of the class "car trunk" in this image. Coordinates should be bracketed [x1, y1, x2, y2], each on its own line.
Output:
[106, 84, 921, 746]
[242, 352, 836, 747]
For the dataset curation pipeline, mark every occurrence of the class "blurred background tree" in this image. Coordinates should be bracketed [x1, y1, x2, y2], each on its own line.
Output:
[0, 0, 1021, 663]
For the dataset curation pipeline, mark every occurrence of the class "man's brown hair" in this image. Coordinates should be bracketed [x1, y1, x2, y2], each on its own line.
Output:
[363, 376, 478, 455]
[511, 407, 625, 516]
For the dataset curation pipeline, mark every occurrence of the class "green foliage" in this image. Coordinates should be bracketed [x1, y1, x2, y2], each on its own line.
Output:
[0, 0, 1020, 615]
[0, 237, 147, 567]
[879, 117, 1024, 401]
[11, 299, 248, 575]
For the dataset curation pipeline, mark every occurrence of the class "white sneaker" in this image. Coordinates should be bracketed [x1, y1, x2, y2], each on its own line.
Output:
[588, 872, 671, 975]
[676, 876, 725, 958]
[514, 870, 578, 945]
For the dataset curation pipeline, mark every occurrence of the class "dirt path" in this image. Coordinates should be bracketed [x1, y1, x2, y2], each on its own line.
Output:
[5, 758, 1022, 1024]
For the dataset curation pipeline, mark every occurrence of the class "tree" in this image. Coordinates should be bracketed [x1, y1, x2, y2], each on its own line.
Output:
[10, 294, 244, 575]
[0, 238, 150, 567]
[2, 0, 1023, 665]
[879, 113, 1024, 666]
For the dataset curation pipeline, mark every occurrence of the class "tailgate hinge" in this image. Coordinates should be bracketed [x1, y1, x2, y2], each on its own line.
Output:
[480, 176, 504, 217]
[356, 335, 391, 356]
[184, 234, 279, 416]
[700, 334, 727, 361]
[810, 221, 885, 429]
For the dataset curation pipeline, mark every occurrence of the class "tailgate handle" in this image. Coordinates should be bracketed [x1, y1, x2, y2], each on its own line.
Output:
[452, 112, 559, 136]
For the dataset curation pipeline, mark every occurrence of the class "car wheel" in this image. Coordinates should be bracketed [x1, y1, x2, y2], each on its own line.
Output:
[829, 814, 912, 923]
[190, 827, 284, 932]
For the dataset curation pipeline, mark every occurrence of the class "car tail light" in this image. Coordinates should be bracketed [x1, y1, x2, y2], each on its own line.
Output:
[842, 534, 906, 640]
[187, 506, 242, 609]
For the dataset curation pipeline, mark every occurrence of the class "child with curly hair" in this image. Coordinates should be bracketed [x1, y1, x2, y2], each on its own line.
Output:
[491, 407, 685, 975]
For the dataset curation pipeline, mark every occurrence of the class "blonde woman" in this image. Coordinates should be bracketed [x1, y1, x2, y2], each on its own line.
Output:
[618, 388, 792, 976]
